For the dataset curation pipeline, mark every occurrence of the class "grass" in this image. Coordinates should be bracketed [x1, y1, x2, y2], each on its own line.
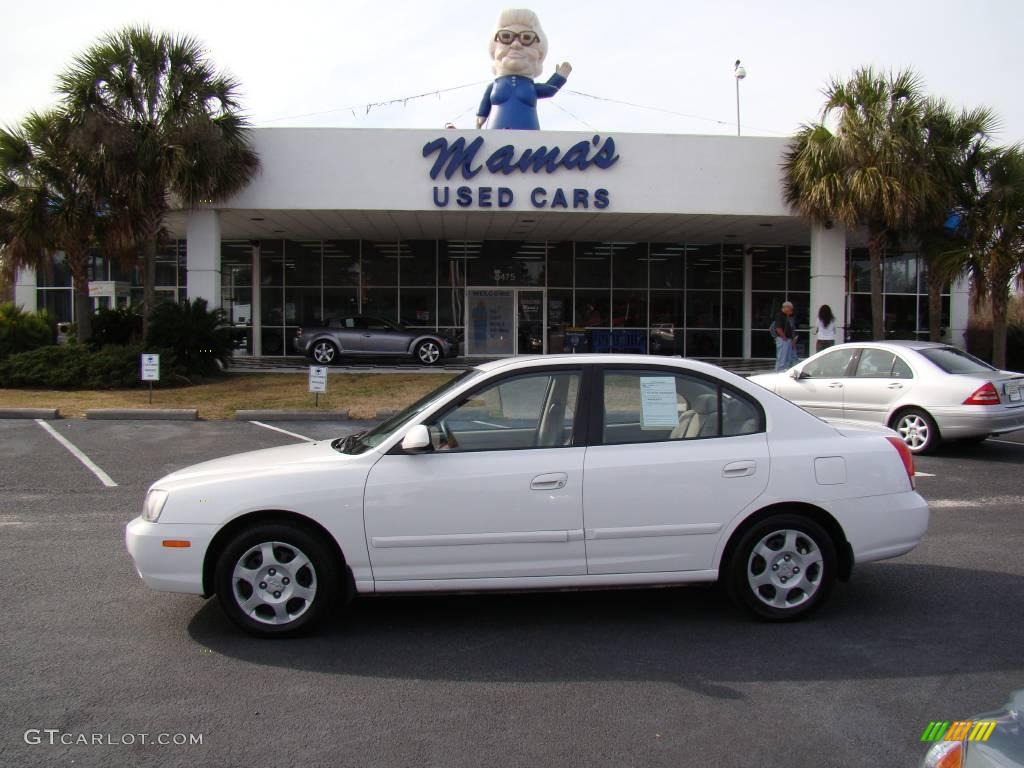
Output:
[0, 372, 457, 420]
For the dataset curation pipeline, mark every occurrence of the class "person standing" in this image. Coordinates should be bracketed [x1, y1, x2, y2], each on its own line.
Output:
[773, 301, 799, 371]
[815, 304, 837, 352]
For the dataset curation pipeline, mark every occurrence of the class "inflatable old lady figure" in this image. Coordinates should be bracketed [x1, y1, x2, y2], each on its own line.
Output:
[476, 9, 572, 130]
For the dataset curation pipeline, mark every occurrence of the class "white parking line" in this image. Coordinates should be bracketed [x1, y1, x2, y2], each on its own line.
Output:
[249, 421, 314, 442]
[988, 439, 1024, 447]
[914, 471, 935, 477]
[34, 419, 117, 487]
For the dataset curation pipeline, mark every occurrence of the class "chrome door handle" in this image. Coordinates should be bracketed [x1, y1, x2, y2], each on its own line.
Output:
[531, 473, 567, 490]
[888, 383, 904, 389]
[722, 460, 756, 478]
[828, 382, 843, 388]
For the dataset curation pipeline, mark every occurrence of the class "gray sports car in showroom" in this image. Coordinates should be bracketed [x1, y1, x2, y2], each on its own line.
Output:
[293, 316, 457, 365]
[749, 341, 1024, 454]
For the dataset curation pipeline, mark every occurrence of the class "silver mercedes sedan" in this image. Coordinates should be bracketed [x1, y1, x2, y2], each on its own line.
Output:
[294, 316, 457, 366]
[749, 341, 1024, 454]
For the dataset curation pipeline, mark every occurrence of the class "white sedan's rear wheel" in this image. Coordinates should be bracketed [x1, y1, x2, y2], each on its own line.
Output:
[892, 408, 939, 454]
[215, 523, 339, 636]
[727, 515, 837, 621]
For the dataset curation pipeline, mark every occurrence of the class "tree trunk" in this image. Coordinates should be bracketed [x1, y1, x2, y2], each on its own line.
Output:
[927, 260, 944, 342]
[67, 247, 92, 343]
[142, 234, 157, 343]
[991, 274, 1009, 370]
[868, 229, 886, 340]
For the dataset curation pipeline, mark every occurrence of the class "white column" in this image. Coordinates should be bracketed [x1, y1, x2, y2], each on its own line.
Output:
[809, 223, 847, 346]
[14, 267, 38, 312]
[949, 275, 970, 350]
[186, 210, 221, 305]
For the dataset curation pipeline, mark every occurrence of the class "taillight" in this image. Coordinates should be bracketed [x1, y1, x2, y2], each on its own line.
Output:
[886, 436, 915, 489]
[963, 382, 1000, 405]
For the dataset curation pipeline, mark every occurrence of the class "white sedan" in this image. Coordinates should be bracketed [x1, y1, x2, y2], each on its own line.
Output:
[126, 354, 928, 636]
[750, 341, 1024, 454]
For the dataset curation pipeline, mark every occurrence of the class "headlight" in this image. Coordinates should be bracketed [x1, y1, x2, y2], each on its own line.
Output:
[921, 740, 963, 768]
[142, 489, 169, 522]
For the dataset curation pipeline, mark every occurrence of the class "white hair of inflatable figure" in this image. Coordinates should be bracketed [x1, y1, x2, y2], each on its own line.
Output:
[488, 8, 548, 77]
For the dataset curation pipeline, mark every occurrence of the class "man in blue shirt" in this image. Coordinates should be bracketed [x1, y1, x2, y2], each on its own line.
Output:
[476, 9, 572, 130]
[773, 301, 799, 372]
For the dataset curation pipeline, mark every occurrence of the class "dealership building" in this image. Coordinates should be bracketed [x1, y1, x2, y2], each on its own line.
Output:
[13, 128, 968, 360]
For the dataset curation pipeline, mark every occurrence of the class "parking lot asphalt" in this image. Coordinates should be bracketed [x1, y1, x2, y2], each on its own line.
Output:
[1, 419, 1022, 768]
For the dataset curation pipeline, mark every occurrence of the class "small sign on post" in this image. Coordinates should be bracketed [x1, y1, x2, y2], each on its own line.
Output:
[309, 365, 328, 407]
[141, 354, 160, 404]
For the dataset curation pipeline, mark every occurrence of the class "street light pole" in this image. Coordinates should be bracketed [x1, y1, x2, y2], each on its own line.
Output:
[734, 59, 746, 136]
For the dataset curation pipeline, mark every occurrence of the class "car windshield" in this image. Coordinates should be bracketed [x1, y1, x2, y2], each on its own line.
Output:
[918, 347, 997, 374]
[333, 369, 482, 455]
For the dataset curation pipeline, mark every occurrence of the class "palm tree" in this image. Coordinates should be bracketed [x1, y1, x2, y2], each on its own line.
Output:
[912, 100, 997, 341]
[784, 67, 935, 340]
[0, 110, 106, 342]
[57, 26, 260, 336]
[962, 146, 1024, 368]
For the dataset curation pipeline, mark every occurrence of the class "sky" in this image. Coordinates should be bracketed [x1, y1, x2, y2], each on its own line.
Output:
[3, 0, 1022, 144]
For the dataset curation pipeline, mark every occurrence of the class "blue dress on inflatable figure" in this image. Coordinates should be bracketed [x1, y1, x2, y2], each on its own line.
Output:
[477, 73, 568, 130]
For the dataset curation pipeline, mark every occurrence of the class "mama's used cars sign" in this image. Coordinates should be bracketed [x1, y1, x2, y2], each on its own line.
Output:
[421, 134, 618, 210]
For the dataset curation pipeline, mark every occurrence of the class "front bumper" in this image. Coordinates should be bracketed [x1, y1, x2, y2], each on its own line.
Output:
[125, 517, 217, 595]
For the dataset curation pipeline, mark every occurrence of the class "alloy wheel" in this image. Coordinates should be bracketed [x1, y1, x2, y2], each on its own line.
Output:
[230, 541, 317, 626]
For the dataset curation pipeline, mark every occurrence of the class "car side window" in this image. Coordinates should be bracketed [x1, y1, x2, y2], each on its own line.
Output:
[802, 348, 856, 378]
[601, 371, 761, 445]
[892, 356, 913, 379]
[425, 372, 580, 452]
[854, 349, 897, 378]
[342, 317, 359, 329]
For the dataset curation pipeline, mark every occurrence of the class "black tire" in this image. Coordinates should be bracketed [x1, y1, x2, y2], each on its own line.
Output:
[891, 408, 940, 455]
[311, 340, 339, 365]
[214, 522, 341, 637]
[415, 339, 443, 365]
[725, 514, 837, 621]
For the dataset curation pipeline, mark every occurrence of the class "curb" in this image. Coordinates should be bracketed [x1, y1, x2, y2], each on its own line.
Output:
[0, 408, 60, 419]
[235, 410, 351, 421]
[86, 409, 199, 421]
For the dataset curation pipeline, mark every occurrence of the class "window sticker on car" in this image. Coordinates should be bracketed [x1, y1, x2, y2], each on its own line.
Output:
[640, 376, 679, 429]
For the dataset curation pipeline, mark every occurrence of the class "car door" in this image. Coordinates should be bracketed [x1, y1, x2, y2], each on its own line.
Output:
[363, 368, 586, 582]
[774, 346, 858, 420]
[841, 348, 916, 424]
[582, 367, 770, 574]
[360, 317, 410, 355]
[333, 317, 366, 352]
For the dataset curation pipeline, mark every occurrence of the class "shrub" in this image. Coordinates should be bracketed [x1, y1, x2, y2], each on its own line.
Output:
[90, 306, 143, 348]
[0, 303, 53, 359]
[0, 344, 188, 389]
[145, 299, 230, 376]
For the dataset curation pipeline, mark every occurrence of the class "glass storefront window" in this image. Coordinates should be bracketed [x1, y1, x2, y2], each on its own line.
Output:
[260, 241, 284, 287]
[400, 287, 437, 326]
[611, 242, 647, 289]
[575, 242, 611, 288]
[649, 243, 687, 289]
[401, 241, 437, 286]
[323, 240, 360, 286]
[575, 289, 609, 327]
[547, 241, 573, 286]
[363, 241, 399, 285]
[362, 287, 398, 323]
[686, 245, 723, 289]
[287, 240, 322, 286]
[884, 252, 918, 294]
[323, 287, 358, 321]
[749, 246, 785, 291]
[611, 290, 646, 327]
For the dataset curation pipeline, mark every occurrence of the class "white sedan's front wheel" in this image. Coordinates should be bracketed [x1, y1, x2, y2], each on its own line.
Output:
[215, 524, 339, 636]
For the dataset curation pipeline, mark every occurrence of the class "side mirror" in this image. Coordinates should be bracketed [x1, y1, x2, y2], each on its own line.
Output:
[401, 424, 431, 452]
